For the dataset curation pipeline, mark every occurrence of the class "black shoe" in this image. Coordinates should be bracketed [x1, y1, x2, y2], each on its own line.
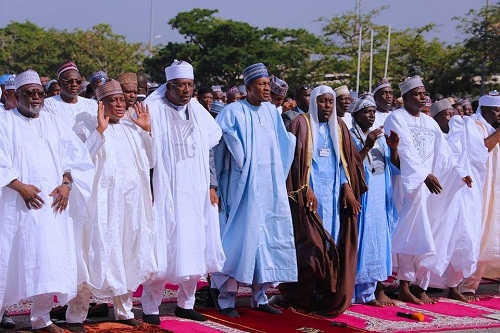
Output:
[0, 313, 15, 329]
[117, 318, 143, 327]
[141, 313, 160, 325]
[87, 303, 109, 318]
[255, 304, 282, 314]
[220, 307, 239, 318]
[66, 322, 87, 333]
[174, 306, 207, 322]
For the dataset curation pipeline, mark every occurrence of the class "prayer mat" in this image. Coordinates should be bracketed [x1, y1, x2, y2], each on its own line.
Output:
[5, 284, 279, 317]
[160, 315, 248, 333]
[198, 306, 367, 333]
[335, 294, 500, 332]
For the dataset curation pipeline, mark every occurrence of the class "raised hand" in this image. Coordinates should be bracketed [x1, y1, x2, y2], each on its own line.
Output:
[96, 101, 109, 135]
[130, 102, 151, 132]
[365, 126, 384, 149]
[385, 130, 400, 150]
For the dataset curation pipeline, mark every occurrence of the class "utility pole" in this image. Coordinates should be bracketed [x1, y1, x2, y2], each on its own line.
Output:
[149, 0, 154, 58]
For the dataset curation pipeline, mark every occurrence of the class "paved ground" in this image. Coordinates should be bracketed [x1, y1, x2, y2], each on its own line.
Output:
[1, 283, 499, 332]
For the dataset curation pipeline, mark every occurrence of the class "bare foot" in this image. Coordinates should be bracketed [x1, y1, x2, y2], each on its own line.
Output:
[33, 323, 65, 333]
[447, 287, 469, 303]
[375, 290, 396, 306]
[366, 299, 384, 307]
[398, 281, 424, 305]
[462, 292, 480, 302]
[414, 289, 437, 304]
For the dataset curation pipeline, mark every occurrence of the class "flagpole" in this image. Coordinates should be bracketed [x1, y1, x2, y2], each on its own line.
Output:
[356, 26, 362, 94]
[384, 25, 391, 78]
[369, 29, 374, 92]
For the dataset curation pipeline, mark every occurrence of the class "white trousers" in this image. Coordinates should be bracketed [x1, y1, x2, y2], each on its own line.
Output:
[396, 253, 431, 290]
[459, 261, 488, 294]
[214, 275, 270, 309]
[30, 294, 55, 329]
[141, 277, 199, 315]
[66, 283, 134, 323]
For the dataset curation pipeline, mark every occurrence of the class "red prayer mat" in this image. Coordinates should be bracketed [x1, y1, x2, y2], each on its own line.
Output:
[335, 294, 500, 332]
[199, 306, 367, 333]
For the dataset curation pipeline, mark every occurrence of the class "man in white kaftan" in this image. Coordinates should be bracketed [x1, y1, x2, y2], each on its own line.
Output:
[0, 70, 94, 332]
[425, 99, 488, 301]
[371, 78, 393, 128]
[384, 76, 471, 305]
[43, 62, 97, 127]
[141, 61, 225, 323]
[211, 63, 297, 318]
[65, 80, 157, 331]
[460, 93, 500, 297]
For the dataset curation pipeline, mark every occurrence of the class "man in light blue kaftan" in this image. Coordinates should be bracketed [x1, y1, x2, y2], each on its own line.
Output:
[349, 94, 399, 306]
[212, 63, 297, 318]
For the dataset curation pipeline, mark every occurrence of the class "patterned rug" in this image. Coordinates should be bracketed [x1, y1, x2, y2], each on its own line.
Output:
[5, 284, 279, 317]
[335, 294, 500, 333]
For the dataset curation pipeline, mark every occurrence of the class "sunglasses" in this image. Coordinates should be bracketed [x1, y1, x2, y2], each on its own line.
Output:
[60, 78, 83, 85]
[23, 89, 46, 98]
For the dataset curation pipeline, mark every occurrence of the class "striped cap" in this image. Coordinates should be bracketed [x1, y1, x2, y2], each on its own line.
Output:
[116, 72, 137, 87]
[242, 63, 269, 85]
[5, 74, 16, 90]
[57, 61, 79, 79]
[372, 78, 391, 95]
[270, 75, 288, 96]
[89, 71, 108, 85]
[95, 79, 123, 101]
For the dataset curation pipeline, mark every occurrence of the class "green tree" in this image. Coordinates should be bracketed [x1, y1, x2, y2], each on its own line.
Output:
[0, 22, 145, 79]
[144, 8, 323, 90]
[454, 2, 500, 95]
[317, 7, 457, 95]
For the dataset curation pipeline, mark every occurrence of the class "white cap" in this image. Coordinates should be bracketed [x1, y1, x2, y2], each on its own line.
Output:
[430, 99, 453, 117]
[164, 60, 194, 81]
[399, 75, 424, 96]
[14, 70, 42, 91]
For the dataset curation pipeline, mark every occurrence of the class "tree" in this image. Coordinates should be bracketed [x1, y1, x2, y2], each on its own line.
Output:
[454, 2, 500, 95]
[0, 22, 145, 79]
[144, 9, 323, 90]
[317, 7, 456, 95]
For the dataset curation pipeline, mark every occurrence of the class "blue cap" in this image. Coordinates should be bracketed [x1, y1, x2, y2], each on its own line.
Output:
[210, 101, 225, 114]
[89, 71, 107, 85]
[242, 63, 269, 85]
[0, 74, 11, 85]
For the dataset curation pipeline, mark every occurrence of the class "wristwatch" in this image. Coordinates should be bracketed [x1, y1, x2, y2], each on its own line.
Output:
[62, 181, 72, 190]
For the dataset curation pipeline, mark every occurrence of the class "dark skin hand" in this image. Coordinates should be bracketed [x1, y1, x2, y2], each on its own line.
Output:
[424, 174, 442, 194]
[8, 179, 45, 209]
[306, 186, 318, 212]
[359, 127, 384, 160]
[342, 183, 361, 216]
[384, 130, 400, 168]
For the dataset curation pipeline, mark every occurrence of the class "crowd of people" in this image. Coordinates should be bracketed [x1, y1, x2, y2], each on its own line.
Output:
[0, 60, 498, 333]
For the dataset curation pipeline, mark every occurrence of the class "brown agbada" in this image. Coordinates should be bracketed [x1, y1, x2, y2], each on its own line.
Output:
[279, 114, 367, 317]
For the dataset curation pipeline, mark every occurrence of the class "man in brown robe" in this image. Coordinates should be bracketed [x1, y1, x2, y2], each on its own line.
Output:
[279, 85, 366, 317]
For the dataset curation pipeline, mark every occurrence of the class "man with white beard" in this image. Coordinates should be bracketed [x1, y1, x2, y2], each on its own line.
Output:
[0, 70, 94, 333]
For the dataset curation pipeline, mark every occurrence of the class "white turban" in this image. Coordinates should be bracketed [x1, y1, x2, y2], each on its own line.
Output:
[399, 75, 424, 96]
[14, 70, 42, 91]
[165, 60, 194, 81]
[349, 93, 376, 113]
[477, 91, 500, 116]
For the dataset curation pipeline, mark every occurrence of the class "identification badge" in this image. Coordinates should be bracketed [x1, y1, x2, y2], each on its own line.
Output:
[319, 148, 331, 157]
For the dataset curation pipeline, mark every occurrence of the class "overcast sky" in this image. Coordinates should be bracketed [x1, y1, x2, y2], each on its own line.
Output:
[0, 0, 485, 47]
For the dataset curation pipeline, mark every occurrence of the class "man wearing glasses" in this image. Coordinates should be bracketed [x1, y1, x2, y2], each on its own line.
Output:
[141, 60, 225, 324]
[0, 70, 94, 333]
[44, 62, 97, 127]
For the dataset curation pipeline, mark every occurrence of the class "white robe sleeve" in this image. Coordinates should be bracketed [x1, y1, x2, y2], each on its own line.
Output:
[0, 114, 19, 197]
[73, 118, 106, 159]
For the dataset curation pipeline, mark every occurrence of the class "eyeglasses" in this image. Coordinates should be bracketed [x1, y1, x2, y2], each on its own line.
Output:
[23, 90, 46, 98]
[60, 78, 83, 85]
[169, 82, 195, 90]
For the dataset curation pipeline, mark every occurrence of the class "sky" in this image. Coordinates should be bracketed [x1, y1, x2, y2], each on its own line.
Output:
[0, 0, 485, 48]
